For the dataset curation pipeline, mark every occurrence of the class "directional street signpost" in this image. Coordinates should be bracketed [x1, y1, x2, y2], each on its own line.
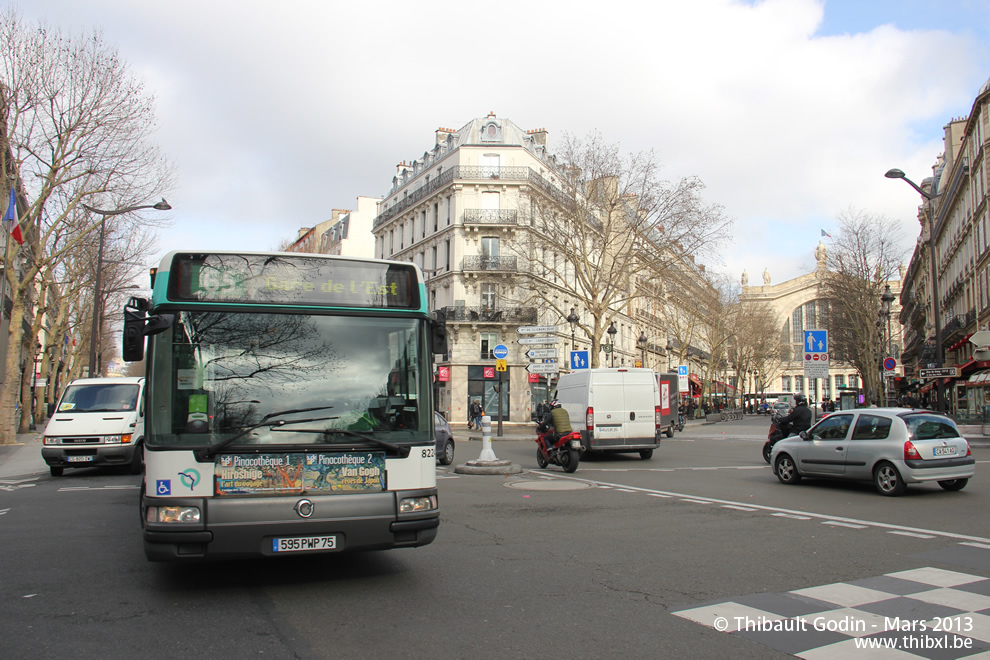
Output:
[970, 331, 990, 361]
[920, 367, 960, 378]
[517, 325, 558, 334]
[526, 362, 559, 375]
[527, 348, 557, 359]
[517, 337, 557, 345]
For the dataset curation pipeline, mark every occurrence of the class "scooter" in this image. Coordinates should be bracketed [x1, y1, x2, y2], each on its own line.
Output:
[675, 411, 685, 432]
[536, 425, 583, 473]
[762, 413, 786, 463]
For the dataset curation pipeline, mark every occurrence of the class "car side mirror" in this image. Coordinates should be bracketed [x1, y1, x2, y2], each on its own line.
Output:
[799, 431, 810, 440]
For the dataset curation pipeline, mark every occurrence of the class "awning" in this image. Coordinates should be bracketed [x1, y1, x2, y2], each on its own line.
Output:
[958, 359, 990, 375]
[966, 371, 990, 386]
[949, 333, 975, 352]
[688, 374, 702, 385]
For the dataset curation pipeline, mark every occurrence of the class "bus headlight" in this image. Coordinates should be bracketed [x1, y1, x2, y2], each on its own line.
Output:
[43, 436, 59, 445]
[146, 506, 201, 523]
[399, 495, 437, 513]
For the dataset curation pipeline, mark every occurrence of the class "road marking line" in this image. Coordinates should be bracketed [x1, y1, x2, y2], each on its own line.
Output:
[0, 508, 9, 515]
[961, 542, 990, 549]
[680, 498, 712, 504]
[533, 473, 990, 544]
[616, 488, 637, 493]
[722, 505, 758, 511]
[822, 521, 867, 529]
[648, 493, 671, 498]
[890, 531, 937, 539]
[773, 513, 811, 520]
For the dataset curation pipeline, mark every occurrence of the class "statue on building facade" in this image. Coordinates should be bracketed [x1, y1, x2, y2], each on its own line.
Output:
[762, 268, 771, 285]
[815, 241, 827, 269]
[741, 269, 749, 286]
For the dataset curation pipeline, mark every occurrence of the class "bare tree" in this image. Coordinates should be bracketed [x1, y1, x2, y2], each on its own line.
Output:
[0, 10, 174, 441]
[729, 298, 782, 406]
[511, 131, 731, 366]
[819, 208, 906, 405]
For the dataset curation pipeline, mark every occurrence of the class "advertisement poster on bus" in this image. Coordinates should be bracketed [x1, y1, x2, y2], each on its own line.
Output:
[214, 452, 385, 496]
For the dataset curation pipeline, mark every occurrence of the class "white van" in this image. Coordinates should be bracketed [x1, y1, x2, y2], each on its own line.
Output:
[554, 368, 662, 459]
[41, 377, 145, 477]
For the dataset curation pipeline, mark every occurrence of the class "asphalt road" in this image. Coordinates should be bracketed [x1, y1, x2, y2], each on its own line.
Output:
[2, 416, 987, 659]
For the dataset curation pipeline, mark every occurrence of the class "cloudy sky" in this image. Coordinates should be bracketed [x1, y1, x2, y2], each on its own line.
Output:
[17, 0, 990, 288]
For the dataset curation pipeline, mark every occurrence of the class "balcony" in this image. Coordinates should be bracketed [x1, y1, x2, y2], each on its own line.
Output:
[463, 209, 518, 226]
[440, 305, 537, 325]
[462, 255, 519, 274]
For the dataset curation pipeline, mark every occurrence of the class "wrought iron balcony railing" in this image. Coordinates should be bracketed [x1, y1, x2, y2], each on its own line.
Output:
[439, 306, 538, 324]
[463, 209, 518, 225]
[462, 255, 519, 272]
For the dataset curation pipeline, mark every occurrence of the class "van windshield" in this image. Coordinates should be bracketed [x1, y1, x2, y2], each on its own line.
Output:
[58, 383, 140, 413]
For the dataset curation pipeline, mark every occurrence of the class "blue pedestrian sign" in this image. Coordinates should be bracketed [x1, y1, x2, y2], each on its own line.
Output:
[492, 344, 508, 359]
[570, 350, 589, 370]
[678, 365, 688, 377]
[804, 330, 828, 354]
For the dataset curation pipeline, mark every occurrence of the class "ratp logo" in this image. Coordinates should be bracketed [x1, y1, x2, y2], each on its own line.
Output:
[178, 469, 200, 490]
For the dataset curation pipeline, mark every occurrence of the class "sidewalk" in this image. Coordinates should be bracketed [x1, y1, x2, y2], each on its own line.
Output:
[0, 430, 47, 479]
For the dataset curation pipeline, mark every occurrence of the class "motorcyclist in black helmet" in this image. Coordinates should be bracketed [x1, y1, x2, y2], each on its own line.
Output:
[540, 399, 572, 447]
[776, 394, 813, 437]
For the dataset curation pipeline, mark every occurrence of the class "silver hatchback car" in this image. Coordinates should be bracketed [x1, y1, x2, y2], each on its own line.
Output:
[771, 408, 974, 496]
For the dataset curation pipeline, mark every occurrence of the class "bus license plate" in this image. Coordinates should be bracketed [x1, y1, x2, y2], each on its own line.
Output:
[272, 535, 338, 553]
[934, 446, 958, 457]
[67, 456, 93, 462]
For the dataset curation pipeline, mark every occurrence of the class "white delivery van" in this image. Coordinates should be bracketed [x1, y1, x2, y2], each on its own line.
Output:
[554, 368, 662, 459]
[41, 377, 145, 477]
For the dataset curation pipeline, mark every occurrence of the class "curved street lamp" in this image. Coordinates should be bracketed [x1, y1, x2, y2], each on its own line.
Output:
[885, 168, 944, 412]
[638, 331, 648, 368]
[82, 199, 171, 376]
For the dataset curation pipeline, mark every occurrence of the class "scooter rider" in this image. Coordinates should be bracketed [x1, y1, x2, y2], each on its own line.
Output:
[541, 399, 573, 448]
[776, 393, 813, 437]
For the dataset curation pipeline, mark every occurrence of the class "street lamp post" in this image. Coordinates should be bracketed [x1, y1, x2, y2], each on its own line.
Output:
[666, 340, 673, 372]
[638, 331, 648, 368]
[567, 307, 578, 351]
[885, 168, 945, 413]
[881, 284, 895, 406]
[82, 199, 170, 376]
[607, 321, 617, 368]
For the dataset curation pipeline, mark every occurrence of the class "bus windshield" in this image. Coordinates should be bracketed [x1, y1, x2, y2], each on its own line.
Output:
[146, 311, 431, 449]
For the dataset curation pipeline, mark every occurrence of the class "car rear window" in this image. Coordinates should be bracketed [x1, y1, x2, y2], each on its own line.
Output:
[904, 414, 960, 440]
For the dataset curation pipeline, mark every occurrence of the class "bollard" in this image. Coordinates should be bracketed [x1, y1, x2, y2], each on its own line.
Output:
[477, 415, 497, 461]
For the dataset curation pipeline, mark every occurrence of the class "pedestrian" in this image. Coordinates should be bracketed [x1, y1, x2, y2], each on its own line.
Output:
[469, 399, 483, 430]
[535, 400, 548, 422]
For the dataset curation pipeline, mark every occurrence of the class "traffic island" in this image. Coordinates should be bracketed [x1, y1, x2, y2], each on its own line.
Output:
[453, 415, 523, 475]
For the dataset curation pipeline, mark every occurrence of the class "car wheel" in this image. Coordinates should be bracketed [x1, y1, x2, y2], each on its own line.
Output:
[874, 462, 906, 496]
[129, 444, 144, 475]
[49, 466, 63, 477]
[536, 447, 548, 469]
[439, 440, 454, 466]
[774, 454, 801, 484]
[938, 478, 968, 492]
[665, 427, 674, 438]
[639, 448, 654, 459]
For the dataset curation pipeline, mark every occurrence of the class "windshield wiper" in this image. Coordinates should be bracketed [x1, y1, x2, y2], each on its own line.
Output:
[203, 406, 335, 458]
[318, 429, 411, 458]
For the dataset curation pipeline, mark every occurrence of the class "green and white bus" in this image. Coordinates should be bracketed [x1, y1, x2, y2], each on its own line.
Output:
[123, 251, 446, 562]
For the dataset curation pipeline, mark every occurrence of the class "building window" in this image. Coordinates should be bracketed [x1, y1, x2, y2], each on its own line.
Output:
[791, 307, 803, 344]
[433, 203, 439, 233]
[481, 283, 497, 310]
[781, 376, 791, 392]
[444, 239, 450, 270]
[480, 333, 498, 360]
[849, 375, 859, 389]
[795, 376, 804, 393]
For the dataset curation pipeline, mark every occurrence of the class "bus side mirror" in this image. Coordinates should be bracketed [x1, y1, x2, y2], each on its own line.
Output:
[122, 298, 149, 362]
[431, 316, 448, 355]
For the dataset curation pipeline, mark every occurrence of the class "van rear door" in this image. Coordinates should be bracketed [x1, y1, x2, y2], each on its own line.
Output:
[622, 371, 657, 444]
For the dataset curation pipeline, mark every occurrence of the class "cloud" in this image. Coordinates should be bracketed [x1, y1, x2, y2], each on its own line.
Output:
[21, 0, 990, 282]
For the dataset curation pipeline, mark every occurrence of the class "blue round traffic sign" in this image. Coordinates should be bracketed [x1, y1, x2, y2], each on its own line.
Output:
[493, 344, 508, 359]
[883, 357, 896, 371]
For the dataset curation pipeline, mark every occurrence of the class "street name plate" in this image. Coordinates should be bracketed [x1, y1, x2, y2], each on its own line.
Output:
[517, 325, 558, 334]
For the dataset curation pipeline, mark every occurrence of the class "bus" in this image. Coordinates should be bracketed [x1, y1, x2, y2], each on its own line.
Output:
[123, 251, 446, 562]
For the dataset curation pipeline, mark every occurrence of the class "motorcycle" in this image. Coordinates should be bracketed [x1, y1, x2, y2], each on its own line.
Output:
[762, 413, 786, 463]
[675, 410, 685, 432]
[536, 424, 583, 473]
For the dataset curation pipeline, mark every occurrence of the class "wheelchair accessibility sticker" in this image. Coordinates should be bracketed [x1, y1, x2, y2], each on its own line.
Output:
[156, 479, 171, 496]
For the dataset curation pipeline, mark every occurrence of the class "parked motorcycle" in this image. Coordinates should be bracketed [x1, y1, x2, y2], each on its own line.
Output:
[762, 413, 786, 463]
[536, 424, 583, 473]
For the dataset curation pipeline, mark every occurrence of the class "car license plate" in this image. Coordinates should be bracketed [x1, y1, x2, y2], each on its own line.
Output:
[934, 446, 958, 457]
[67, 456, 93, 462]
[596, 425, 621, 434]
[272, 535, 338, 553]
